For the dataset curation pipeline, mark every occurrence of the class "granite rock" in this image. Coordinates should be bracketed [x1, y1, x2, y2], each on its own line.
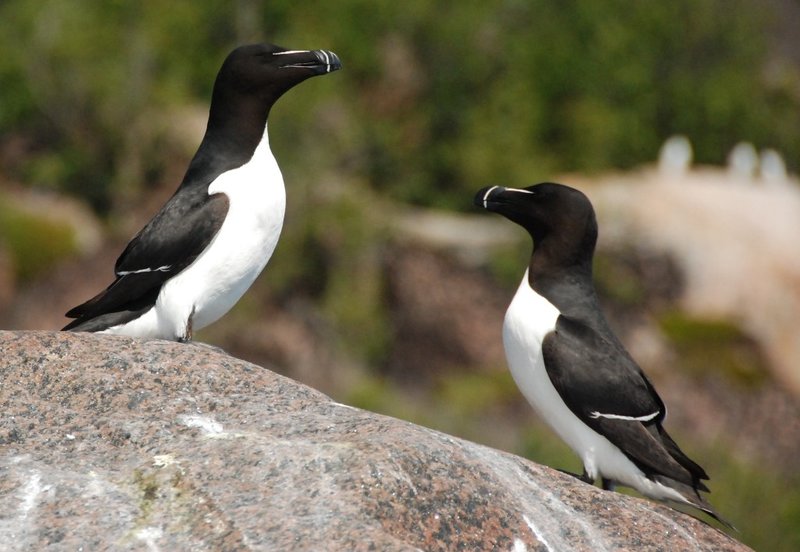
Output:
[0, 331, 749, 551]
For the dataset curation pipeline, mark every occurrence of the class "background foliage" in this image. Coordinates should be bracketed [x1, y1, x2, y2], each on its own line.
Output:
[1, 0, 798, 213]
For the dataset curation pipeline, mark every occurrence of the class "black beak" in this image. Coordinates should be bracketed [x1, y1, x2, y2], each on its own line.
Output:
[474, 185, 507, 210]
[276, 49, 342, 75]
[312, 50, 342, 73]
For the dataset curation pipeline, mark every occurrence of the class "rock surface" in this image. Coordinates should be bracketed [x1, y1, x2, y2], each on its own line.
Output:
[0, 331, 749, 551]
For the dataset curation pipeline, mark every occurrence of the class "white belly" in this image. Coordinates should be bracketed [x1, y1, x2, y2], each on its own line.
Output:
[503, 270, 675, 493]
[103, 124, 285, 340]
[503, 271, 689, 504]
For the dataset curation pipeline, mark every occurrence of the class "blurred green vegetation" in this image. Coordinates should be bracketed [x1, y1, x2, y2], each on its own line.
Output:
[1, 0, 798, 214]
[659, 312, 769, 387]
[0, 199, 77, 281]
[704, 444, 800, 551]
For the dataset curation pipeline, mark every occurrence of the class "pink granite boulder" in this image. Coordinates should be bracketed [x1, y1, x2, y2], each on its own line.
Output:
[0, 331, 748, 551]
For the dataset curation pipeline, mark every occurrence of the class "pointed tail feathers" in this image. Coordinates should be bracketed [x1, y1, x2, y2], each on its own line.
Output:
[653, 475, 737, 531]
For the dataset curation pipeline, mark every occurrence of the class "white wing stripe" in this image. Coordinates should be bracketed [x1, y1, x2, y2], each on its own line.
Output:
[589, 410, 660, 422]
[117, 265, 172, 276]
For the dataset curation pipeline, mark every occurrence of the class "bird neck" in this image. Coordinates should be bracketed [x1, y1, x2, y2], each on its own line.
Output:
[528, 239, 600, 321]
[179, 97, 271, 191]
[203, 92, 271, 161]
[529, 253, 594, 297]
[530, 230, 594, 276]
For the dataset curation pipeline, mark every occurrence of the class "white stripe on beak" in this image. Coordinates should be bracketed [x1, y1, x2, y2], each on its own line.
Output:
[272, 50, 309, 56]
[482, 185, 500, 209]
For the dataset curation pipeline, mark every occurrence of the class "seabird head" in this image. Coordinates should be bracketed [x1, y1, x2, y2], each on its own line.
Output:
[211, 43, 342, 115]
[474, 182, 598, 253]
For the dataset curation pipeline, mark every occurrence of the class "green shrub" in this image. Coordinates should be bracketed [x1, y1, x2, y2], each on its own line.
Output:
[0, 203, 77, 281]
[659, 312, 768, 387]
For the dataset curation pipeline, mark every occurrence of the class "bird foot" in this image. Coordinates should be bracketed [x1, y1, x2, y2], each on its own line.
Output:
[558, 468, 595, 485]
[178, 306, 196, 343]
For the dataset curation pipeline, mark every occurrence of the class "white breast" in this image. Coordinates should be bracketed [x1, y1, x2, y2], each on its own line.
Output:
[156, 123, 285, 336]
[503, 271, 694, 502]
[503, 270, 642, 483]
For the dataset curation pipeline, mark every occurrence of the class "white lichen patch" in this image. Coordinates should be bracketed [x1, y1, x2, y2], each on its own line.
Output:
[19, 472, 43, 518]
[177, 414, 224, 436]
[134, 526, 163, 552]
[152, 454, 179, 469]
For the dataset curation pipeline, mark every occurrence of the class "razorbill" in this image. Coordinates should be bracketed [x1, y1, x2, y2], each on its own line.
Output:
[475, 183, 732, 528]
[63, 43, 341, 340]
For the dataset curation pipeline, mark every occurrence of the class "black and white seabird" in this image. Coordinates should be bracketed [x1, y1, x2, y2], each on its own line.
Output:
[63, 43, 341, 340]
[475, 183, 732, 528]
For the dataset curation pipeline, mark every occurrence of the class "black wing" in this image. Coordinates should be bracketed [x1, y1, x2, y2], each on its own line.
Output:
[64, 190, 229, 325]
[542, 315, 707, 486]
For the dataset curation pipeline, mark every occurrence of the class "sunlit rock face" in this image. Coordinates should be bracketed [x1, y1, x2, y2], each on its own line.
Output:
[591, 174, 800, 396]
[0, 331, 748, 551]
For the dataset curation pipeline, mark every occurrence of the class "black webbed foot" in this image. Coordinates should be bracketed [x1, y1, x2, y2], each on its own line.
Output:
[558, 468, 595, 485]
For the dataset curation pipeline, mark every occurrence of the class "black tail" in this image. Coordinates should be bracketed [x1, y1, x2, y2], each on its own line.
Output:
[63, 279, 160, 332]
[653, 475, 737, 531]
